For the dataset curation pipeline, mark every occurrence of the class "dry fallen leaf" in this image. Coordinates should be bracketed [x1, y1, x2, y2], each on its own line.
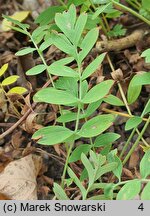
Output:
[129, 150, 139, 169]
[0, 154, 42, 200]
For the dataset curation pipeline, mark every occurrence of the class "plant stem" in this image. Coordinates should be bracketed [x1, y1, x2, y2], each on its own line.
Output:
[123, 116, 150, 165]
[61, 55, 83, 187]
[118, 82, 149, 148]
[102, 108, 148, 122]
[114, 178, 150, 189]
[119, 128, 136, 158]
[125, 0, 140, 10]
[111, 0, 150, 26]
[118, 83, 131, 115]
[75, 60, 82, 132]
[107, 54, 148, 154]
[102, 13, 110, 32]
[29, 34, 66, 127]
[61, 141, 74, 188]
[56, 0, 67, 8]
[89, 0, 108, 35]
[30, 35, 54, 86]
[81, 108, 94, 146]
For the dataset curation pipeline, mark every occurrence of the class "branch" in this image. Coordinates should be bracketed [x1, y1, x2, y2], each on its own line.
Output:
[96, 29, 145, 52]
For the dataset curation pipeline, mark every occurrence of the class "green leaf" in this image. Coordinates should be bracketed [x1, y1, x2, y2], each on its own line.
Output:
[69, 144, 91, 163]
[107, 24, 126, 37]
[117, 180, 141, 200]
[55, 5, 76, 41]
[50, 57, 74, 66]
[94, 132, 120, 147]
[107, 149, 122, 181]
[140, 149, 150, 178]
[81, 53, 106, 80]
[79, 28, 99, 63]
[7, 86, 27, 95]
[0, 63, 8, 76]
[141, 182, 150, 200]
[82, 80, 114, 103]
[3, 15, 29, 30]
[15, 47, 36, 56]
[100, 143, 112, 156]
[32, 25, 49, 44]
[141, 99, 150, 117]
[80, 168, 88, 182]
[35, 6, 65, 25]
[51, 32, 76, 57]
[81, 80, 88, 98]
[32, 126, 74, 145]
[33, 87, 78, 105]
[90, 150, 106, 167]
[48, 60, 78, 78]
[53, 183, 69, 200]
[92, 3, 112, 19]
[55, 77, 78, 97]
[57, 111, 79, 123]
[81, 153, 95, 187]
[85, 14, 101, 30]
[1, 75, 19, 86]
[78, 114, 115, 138]
[57, 100, 101, 122]
[85, 100, 102, 117]
[104, 183, 114, 200]
[67, 167, 87, 199]
[57, 100, 102, 123]
[7, 25, 28, 34]
[67, 0, 85, 6]
[39, 38, 53, 52]
[127, 75, 142, 104]
[26, 65, 46, 75]
[141, 48, 150, 63]
[88, 194, 109, 200]
[89, 183, 108, 192]
[125, 116, 142, 131]
[95, 162, 117, 180]
[73, 13, 87, 46]
[142, 0, 150, 12]
[131, 72, 150, 86]
[103, 94, 124, 106]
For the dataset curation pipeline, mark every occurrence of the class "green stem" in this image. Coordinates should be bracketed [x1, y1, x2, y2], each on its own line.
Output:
[89, 0, 108, 35]
[29, 34, 66, 124]
[81, 108, 94, 147]
[75, 60, 82, 132]
[125, 0, 140, 10]
[123, 116, 150, 165]
[118, 82, 149, 151]
[102, 13, 110, 32]
[61, 141, 74, 188]
[119, 128, 136, 158]
[118, 83, 132, 115]
[107, 55, 148, 155]
[114, 178, 150, 189]
[111, 0, 150, 26]
[56, 0, 67, 8]
[30, 35, 54, 86]
[61, 55, 83, 187]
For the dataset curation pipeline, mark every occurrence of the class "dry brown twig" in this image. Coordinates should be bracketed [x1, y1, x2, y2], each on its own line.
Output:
[95, 29, 147, 52]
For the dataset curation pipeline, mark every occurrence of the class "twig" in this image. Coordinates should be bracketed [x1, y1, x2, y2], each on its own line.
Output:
[102, 108, 148, 122]
[95, 29, 145, 52]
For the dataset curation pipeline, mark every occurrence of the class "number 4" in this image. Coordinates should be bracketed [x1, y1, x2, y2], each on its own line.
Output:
[138, 203, 144, 211]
